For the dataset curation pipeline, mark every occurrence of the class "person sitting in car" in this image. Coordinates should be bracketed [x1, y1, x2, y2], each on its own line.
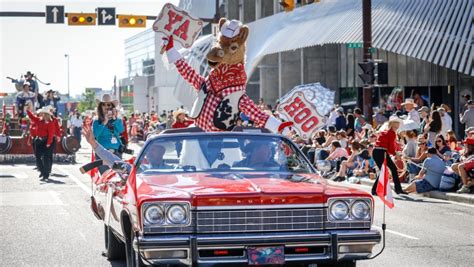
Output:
[233, 141, 279, 168]
[141, 143, 174, 170]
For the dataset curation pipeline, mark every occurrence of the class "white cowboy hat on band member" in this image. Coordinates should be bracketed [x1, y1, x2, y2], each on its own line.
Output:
[37, 107, 53, 116]
[401, 98, 418, 107]
[95, 94, 118, 106]
[388, 115, 403, 124]
[172, 108, 188, 120]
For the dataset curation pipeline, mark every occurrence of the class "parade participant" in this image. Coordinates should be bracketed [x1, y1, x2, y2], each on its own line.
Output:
[69, 111, 83, 144]
[161, 18, 292, 134]
[92, 94, 124, 173]
[43, 90, 61, 114]
[27, 107, 54, 181]
[24, 71, 44, 108]
[371, 116, 407, 195]
[172, 109, 193, 129]
[16, 82, 35, 117]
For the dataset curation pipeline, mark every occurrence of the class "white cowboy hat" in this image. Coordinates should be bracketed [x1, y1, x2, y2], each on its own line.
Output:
[399, 119, 418, 132]
[172, 108, 188, 120]
[45, 105, 56, 112]
[388, 115, 403, 124]
[95, 94, 118, 106]
[401, 98, 418, 107]
[37, 107, 53, 116]
[220, 19, 242, 38]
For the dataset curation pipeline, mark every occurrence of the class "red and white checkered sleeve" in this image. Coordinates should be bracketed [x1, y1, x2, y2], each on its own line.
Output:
[239, 94, 269, 128]
[175, 59, 206, 91]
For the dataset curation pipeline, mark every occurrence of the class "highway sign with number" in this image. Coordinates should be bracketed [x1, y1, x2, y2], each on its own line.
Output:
[97, 7, 115, 25]
[46, 6, 64, 24]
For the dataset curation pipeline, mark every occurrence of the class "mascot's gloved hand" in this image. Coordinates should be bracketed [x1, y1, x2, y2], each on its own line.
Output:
[161, 35, 182, 64]
[278, 121, 294, 136]
[265, 116, 294, 136]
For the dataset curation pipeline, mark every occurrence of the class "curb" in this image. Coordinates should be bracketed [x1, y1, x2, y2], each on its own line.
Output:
[357, 178, 474, 205]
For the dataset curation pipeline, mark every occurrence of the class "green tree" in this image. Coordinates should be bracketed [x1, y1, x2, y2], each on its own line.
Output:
[77, 90, 96, 113]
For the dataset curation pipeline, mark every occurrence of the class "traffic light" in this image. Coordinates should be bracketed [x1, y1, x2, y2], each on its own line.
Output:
[68, 13, 96, 26]
[280, 0, 295, 12]
[358, 62, 375, 85]
[118, 15, 146, 28]
[376, 62, 388, 84]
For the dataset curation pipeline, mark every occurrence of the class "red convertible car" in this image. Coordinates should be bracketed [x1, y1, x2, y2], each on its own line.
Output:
[87, 127, 381, 266]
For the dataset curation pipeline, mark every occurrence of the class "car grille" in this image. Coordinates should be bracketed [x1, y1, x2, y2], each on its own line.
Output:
[196, 208, 324, 233]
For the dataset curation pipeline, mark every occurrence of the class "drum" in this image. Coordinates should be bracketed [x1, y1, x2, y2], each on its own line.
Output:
[61, 135, 80, 154]
[0, 135, 12, 154]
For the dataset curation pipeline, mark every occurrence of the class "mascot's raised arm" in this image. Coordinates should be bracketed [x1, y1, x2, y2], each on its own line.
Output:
[162, 18, 293, 134]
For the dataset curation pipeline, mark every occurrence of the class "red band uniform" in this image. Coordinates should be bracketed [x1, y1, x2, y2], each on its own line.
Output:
[27, 110, 55, 181]
[372, 127, 405, 195]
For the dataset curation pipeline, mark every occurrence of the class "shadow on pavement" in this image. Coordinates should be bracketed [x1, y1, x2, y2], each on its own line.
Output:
[395, 195, 449, 204]
[50, 173, 68, 178]
[43, 178, 65, 184]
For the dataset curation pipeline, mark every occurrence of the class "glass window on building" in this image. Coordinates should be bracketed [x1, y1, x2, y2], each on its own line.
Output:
[120, 85, 134, 112]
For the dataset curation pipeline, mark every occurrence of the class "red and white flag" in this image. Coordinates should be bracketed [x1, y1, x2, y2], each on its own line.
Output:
[376, 157, 395, 208]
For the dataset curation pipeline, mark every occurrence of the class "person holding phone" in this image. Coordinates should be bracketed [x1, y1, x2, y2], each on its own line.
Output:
[92, 94, 124, 172]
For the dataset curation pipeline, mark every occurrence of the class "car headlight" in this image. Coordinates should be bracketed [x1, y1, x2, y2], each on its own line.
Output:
[144, 205, 164, 225]
[330, 200, 349, 220]
[351, 200, 370, 220]
[167, 204, 188, 224]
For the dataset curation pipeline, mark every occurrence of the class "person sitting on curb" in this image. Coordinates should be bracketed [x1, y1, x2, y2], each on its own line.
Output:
[451, 138, 474, 194]
[405, 147, 445, 194]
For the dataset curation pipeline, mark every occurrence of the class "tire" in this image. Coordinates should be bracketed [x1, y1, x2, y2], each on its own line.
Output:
[125, 229, 145, 267]
[318, 261, 357, 267]
[104, 225, 125, 260]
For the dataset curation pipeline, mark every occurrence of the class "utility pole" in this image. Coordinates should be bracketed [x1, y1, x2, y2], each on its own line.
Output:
[64, 54, 70, 101]
[362, 0, 373, 122]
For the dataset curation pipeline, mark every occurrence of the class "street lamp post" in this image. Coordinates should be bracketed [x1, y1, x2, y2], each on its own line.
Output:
[64, 54, 70, 101]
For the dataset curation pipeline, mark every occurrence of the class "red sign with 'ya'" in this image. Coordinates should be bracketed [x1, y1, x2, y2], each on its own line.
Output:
[153, 3, 204, 48]
[277, 92, 325, 140]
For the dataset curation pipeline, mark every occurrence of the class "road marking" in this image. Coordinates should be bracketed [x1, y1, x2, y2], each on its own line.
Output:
[55, 166, 90, 194]
[373, 225, 419, 240]
[0, 191, 64, 206]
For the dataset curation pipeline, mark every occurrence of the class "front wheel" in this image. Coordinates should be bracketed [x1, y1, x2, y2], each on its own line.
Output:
[125, 230, 145, 267]
[104, 225, 125, 260]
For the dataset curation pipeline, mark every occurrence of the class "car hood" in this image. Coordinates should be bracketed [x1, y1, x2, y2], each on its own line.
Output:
[135, 172, 369, 207]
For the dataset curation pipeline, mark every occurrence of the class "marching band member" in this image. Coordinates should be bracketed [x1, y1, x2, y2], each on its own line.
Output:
[27, 107, 55, 181]
[371, 116, 407, 195]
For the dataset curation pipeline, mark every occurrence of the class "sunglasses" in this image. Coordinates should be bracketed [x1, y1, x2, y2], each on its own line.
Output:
[102, 103, 114, 108]
[436, 140, 442, 143]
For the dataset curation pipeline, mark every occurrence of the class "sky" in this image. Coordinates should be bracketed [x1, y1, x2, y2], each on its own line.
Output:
[0, 0, 178, 96]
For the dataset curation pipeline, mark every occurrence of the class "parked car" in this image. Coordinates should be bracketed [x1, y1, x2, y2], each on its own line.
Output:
[86, 127, 381, 267]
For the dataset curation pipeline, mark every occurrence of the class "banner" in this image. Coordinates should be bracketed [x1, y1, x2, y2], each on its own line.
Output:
[276, 83, 334, 140]
[153, 3, 204, 49]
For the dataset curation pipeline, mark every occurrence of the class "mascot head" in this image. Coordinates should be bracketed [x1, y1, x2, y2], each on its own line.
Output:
[206, 18, 249, 69]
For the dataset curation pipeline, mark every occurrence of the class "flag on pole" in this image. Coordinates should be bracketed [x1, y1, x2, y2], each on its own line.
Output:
[376, 157, 395, 208]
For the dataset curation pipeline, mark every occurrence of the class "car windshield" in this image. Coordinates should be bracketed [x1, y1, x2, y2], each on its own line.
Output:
[136, 134, 314, 174]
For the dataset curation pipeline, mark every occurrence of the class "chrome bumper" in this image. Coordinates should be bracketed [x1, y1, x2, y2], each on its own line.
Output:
[133, 229, 381, 266]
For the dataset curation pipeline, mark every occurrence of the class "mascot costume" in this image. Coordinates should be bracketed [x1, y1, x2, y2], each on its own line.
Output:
[162, 18, 292, 134]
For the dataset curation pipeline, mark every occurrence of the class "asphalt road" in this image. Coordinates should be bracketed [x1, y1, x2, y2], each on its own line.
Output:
[1, 145, 473, 266]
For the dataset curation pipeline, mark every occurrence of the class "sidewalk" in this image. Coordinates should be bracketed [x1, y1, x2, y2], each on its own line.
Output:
[354, 177, 474, 205]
